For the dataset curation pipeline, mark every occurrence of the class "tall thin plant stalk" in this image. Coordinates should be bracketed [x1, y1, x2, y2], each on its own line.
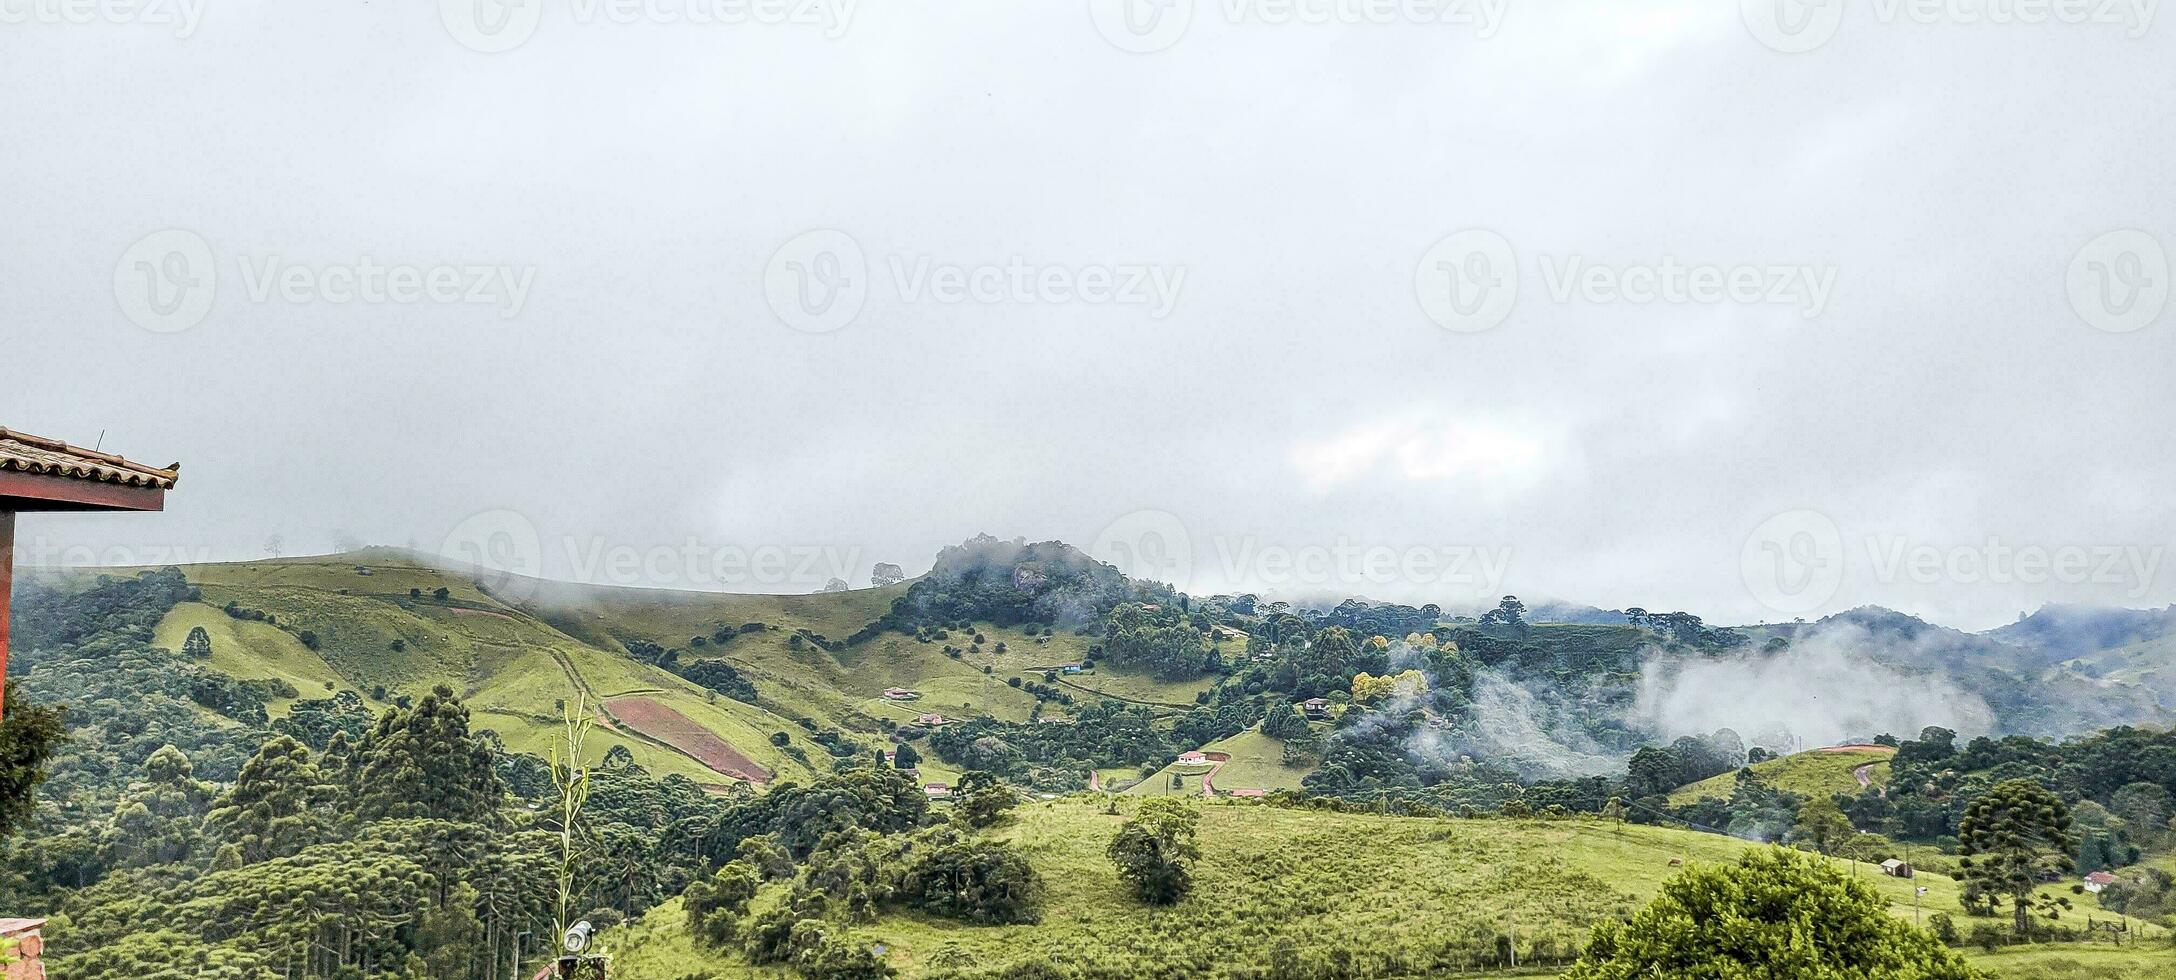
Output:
[551, 695, 597, 948]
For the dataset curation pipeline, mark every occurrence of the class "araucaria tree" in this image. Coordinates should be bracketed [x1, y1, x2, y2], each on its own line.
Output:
[353, 684, 505, 824]
[1106, 797, 1201, 905]
[1957, 778, 2077, 937]
[205, 734, 330, 862]
[1566, 848, 1983, 979]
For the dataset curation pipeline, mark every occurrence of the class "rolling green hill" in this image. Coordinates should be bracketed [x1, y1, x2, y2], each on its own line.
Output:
[1667, 745, 1895, 806]
[605, 796, 2138, 979]
[135, 552, 838, 786]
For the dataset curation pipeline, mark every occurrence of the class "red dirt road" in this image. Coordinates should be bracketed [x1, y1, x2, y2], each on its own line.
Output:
[607, 697, 771, 785]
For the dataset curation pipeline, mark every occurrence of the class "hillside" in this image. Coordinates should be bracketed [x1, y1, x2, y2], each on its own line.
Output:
[1667, 745, 1895, 806]
[128, 552, 834, 786]
[606, 797, 2138, 979]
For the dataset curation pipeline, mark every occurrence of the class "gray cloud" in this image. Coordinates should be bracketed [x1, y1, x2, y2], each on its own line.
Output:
[5, 3, 2172, 631]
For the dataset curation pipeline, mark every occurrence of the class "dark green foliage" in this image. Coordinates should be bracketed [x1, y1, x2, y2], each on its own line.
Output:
[1106, 798, 1200, 905]
[866, 534, 1158, 640]
[683, 860, 762, 946]
[1565, 849, 1982, 979]
[677, 658, 759, 702]
[952, 771, 1018, 829]
[352, 684, 505, 825]
[205, 734, 329, 863]
[1956, 779, 2076, 936]
[897, 838, 1043, 924]
[698, 767, 928, 862]
[181, 625, 213, 659]
[0, 681, 66, 839]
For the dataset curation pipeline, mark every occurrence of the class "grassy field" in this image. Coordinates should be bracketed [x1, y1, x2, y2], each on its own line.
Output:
[1123, 725, 1316, 796]
[1668, 744, 1895, 805]
[606, 797, 2158, 979]
[142, 553, 833, 787]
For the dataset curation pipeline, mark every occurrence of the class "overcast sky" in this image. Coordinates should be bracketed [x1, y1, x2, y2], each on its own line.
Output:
[5, 1, 2172, 630]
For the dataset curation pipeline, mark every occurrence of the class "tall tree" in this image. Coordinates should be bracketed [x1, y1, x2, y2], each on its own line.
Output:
[1793, 798, 1856, 857]
[103, 744, 213, 869]
[1107, 798, 1200, 905]
[0, 682, 66, 840]
[206, 734, 330, 863]
[353, 685, 505, 825]
[1957, 779, 2077, 937]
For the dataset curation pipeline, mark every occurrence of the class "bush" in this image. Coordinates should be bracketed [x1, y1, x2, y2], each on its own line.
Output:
[1565, 849, 1982, 979]
[899, 840, 1044, 924]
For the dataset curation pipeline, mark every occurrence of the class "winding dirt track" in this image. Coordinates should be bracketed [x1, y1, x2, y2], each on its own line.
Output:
[1852, 763, 1877, 789]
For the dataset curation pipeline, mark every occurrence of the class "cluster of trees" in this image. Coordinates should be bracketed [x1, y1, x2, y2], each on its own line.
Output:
[675, 767, 1040, 978]
[675, 658, 759, 703]
[1857, 725, 2176, 865]
[1567, 849, 1980, 978]
[1622, 730, 1750, 799]
[862, 535, 1164, 640]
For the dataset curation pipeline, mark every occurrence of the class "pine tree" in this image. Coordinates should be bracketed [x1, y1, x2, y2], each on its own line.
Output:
[206, 735, 330, 863]
[1958, 779, 2077, 937]
[354, 685, 505, 825]
[102, 744, 213, 869]
[181, 625, 213, 659]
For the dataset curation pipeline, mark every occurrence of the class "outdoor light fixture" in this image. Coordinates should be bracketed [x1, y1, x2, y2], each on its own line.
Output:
[562, 920, 593, 954]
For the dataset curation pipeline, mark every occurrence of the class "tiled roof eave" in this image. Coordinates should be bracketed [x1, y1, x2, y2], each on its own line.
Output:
[0, 427, 181, 490]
